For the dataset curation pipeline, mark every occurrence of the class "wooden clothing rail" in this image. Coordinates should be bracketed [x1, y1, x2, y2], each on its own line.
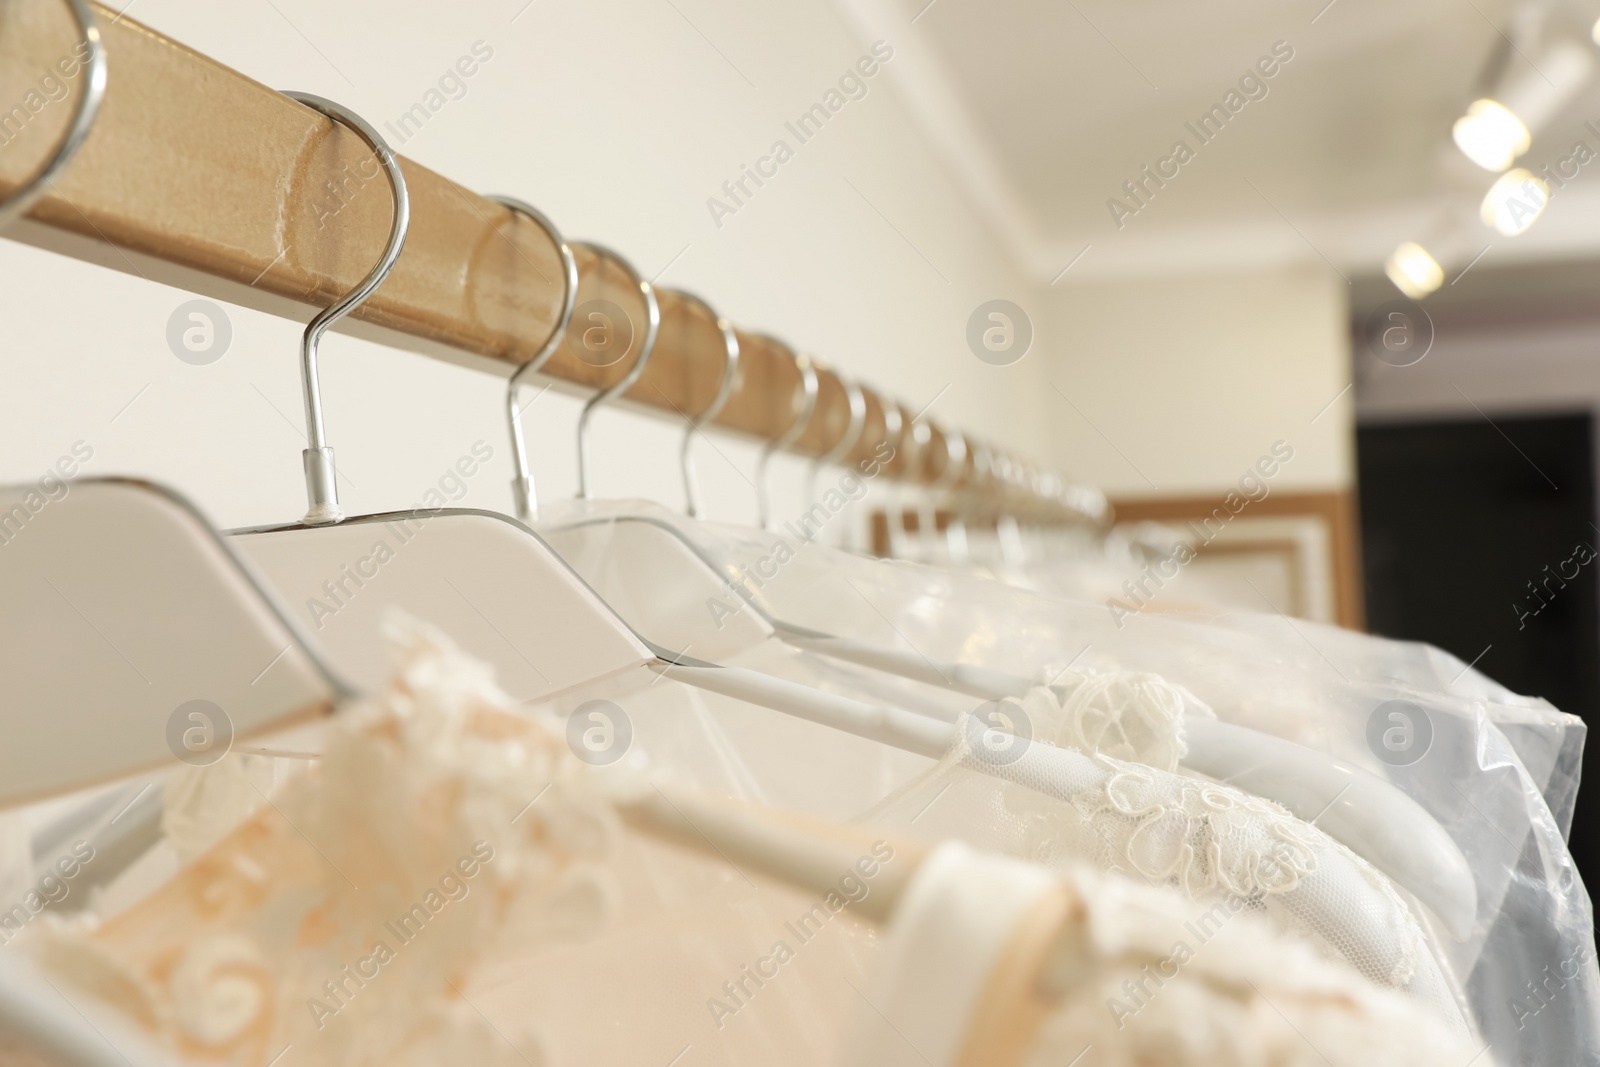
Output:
[0, 2, 1098, 526]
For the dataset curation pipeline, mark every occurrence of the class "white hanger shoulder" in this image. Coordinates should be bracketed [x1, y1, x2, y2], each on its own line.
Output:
[231, 509, 654, 703]
[0, 479, 341, 809]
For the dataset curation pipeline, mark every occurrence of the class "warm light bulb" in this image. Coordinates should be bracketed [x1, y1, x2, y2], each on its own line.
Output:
[1480, 168, 1549, 235]
[1452, 99, 1531, 171]
[1592, 16, 1600, 45]
[1385, 242, 1444, 299]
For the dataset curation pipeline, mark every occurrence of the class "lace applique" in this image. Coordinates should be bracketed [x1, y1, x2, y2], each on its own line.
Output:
[949, 717, 1428, 993]
[1091, 755, 1318, 897]
[25, 616, 619, 1067]
[1002, 747, 1318, 901]
[1022, 666, 1215, 772]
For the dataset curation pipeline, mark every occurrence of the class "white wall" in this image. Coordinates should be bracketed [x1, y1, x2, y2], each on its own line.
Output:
[0, 0, 1047, 532]
[1037, 265, 1354, 499]
[0, 1, 1361, 534]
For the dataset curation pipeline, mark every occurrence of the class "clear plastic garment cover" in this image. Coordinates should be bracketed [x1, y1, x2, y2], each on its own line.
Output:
[540, 496, 1596, 1065]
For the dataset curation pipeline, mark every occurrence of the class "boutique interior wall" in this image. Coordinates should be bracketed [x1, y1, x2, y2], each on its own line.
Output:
[1035, 267, 1354, 504]
[0, 0, 1357, 539]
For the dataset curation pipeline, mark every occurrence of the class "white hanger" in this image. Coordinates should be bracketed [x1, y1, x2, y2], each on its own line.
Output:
[0, 9, 351, 816]
[131, 91, 1473, 947]
[203, 138, 956, 759]
[518, 324, 1479, 939]
[0, 478, 349, 809]
[0, 24, 340, 1067]
[783, 619, 1478, 938]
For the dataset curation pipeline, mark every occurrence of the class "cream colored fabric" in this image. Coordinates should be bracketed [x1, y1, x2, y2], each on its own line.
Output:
[26, 618, 611, 1066]
[161, 753, 277, 865]
[21, 621, 880, 1067]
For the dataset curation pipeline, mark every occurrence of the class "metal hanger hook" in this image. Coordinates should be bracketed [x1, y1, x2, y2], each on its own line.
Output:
[670, 291, 740, 519]
[0, 0, 106, 231]
[908, 416, 935, 548]
[281, 91, 410, 526]
[968, 438, 996, 523]
[880, 401, 904, 462]
[936, 427, 970, 562]
[804, 377, 866, 507]
[878, 402, 905, 555]
[572, 242, 660, 500]
[491, 195, 579, 522]
[756, 350, 818, 531]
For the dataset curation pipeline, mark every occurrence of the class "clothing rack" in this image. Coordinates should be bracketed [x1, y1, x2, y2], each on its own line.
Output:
[0, 3, 1100, 528]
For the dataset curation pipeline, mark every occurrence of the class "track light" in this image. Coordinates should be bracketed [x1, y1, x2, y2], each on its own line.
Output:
[1480, 168, 1549, 235]
[1452, 40, 1594, 171]
[1385, 243, 1444, 299]
[1452, 99, 1530, 171]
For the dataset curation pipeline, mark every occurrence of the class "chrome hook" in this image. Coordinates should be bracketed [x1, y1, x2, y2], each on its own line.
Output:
[756, 350, 818, 531]
[994, 450, 1026, 567]
[670, 292, 740, 519]
[967, 440, 1003, 560]
[573, 242, 660, 500]
[880, 401, 904, 463]
[491, 195, 579, 522]
[281, 92, 410, 526]
[908, 417, 935, 552]
[878, 401, 905, 556]
[804, 376, 866, 507]
[934, 426, 969, 562]
[0, 0, 106, 231]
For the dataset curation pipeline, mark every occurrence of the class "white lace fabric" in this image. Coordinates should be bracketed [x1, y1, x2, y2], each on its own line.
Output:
[648, 527, 1593, 1058]
[859, 672, 1470, 1035]
[1021, 862, 1492, 1067]
[836, 843, 1491, 1067]
[1020, 667, 1214, 772]
[970, 728, 1437, 990]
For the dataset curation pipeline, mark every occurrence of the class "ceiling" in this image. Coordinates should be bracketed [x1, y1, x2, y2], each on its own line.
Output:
[869, 0, 1600, 282]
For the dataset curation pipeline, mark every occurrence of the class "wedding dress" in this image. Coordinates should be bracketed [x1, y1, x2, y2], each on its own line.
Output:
[564, 505, 1594, 1062]
[20, 621, 879, 1067]
[843, 841, 1490, 1067]
[530, 499, 1469, 999]
[15, 623, 1498, 1067]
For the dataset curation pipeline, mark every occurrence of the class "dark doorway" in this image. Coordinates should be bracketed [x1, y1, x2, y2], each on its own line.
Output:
[1358, 412, 1600, 881]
